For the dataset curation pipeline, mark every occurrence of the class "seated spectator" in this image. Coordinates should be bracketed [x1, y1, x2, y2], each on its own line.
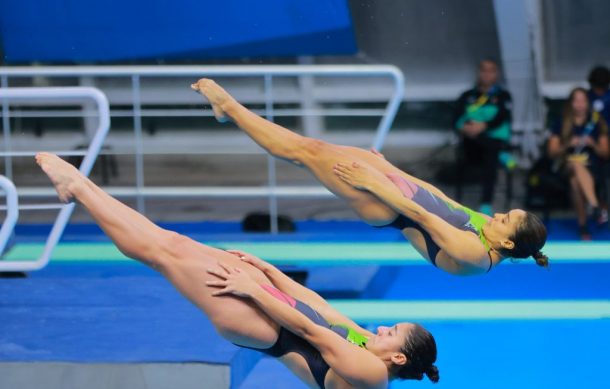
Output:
[547, 87, 609, 240]
[587, 65, 610, 213]
[453, 58, 513, 216]
[587, 65, 610, 125]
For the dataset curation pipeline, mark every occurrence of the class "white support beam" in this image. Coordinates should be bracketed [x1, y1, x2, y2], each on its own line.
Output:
[492, 0, 545, 161]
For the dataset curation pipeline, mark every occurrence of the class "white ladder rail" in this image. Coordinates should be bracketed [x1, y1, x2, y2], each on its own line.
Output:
[0, 87, 110, 272]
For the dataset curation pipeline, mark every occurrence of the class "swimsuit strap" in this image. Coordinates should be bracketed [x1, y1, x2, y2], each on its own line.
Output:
[479, 231, 491, 252]
[486, 250, 494, 273]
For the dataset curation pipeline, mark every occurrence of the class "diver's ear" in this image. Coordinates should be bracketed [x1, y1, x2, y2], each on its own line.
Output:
[501, 239, 515, 250]
[391, 353, 407, 366]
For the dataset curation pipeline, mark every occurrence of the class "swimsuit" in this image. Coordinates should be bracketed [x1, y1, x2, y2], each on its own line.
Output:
[243, 285, 368, 389]
[380, 175, 493, 272]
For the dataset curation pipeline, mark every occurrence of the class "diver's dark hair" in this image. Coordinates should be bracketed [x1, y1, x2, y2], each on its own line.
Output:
[504, 212, 549, 268]
[394, 324, 439, 383]
[588, 65, 610, 89]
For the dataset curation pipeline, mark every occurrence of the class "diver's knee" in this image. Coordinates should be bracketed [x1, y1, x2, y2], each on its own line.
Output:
[157, 230, 193, 264]
[301, 138, 329, 160]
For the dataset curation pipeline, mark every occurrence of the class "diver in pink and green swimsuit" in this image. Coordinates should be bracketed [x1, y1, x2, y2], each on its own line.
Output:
[193, 78, 549, 276]
[379, 174, 494, 272]
[36, 152, 440, 388]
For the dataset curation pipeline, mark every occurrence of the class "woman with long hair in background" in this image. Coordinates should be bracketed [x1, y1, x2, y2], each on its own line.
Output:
[547, 87, 610, 240]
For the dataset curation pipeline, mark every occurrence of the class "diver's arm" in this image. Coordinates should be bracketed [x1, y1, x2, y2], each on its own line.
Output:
[248, 287, 386, 388]
[225, 250, 374, 337]
[366, 181, 485, 264]
[334, 163, 487, 267]
[207, 265, 386, 388]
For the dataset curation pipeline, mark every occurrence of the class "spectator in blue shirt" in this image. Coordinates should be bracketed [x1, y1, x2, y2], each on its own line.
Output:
[587, 65, 610, 216]
[587, 65, 610, 125]
[547, 87, 609, 240]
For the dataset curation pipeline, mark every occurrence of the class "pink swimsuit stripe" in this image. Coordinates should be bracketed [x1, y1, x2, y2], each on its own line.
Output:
[387, 173, 418, 198]
[261, 284, 297, 307]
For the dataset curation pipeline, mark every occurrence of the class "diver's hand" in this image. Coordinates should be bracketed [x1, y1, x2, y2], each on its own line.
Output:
[333, 161, 385, 191]
[206, 261, 259, 298]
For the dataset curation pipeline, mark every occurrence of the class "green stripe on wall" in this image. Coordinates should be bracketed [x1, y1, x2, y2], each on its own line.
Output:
[328, 300, 610, 321]
[4, 241, 610, 265]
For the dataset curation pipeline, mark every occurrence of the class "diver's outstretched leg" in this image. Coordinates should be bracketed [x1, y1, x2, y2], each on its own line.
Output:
[192, 79, 397, 224]
[36, 152, 280, 348]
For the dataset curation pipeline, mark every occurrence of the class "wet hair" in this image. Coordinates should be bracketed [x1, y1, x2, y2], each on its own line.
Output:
[394, 324, 439, 383]
[503, 212, 549, 268]
[588, 65, 610, 90]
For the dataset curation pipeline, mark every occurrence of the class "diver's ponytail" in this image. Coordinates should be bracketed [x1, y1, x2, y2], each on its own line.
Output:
[532, 251, 549, 269]
[425, 364, 440, 383]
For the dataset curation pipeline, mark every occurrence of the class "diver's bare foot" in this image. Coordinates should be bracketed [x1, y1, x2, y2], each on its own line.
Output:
[190, 78, 237, 123]
[35, 152, 84, 204]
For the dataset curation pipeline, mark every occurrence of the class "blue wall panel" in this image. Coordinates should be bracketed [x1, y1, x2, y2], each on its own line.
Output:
[0, 0, 356, 62]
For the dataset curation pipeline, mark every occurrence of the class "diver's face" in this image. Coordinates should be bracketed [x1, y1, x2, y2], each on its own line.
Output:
[367, 322, 413, 357]
[484, 209, 526, 249]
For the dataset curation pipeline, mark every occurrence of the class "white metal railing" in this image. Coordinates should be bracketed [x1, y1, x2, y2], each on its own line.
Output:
[0, 175, 18, 257]
[0, 65, 404, 148]
[1, 65, 405, 233]
[0, 87, 110, 271]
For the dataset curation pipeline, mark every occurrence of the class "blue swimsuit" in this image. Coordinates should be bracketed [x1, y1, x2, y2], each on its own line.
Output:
[381, 176, 493, 272]
[242, 286, 367, 389]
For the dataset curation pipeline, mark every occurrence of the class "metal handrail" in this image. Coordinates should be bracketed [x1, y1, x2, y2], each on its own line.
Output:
[0, 65, 404, 149]
[0, 64, 403, 78]
[1, 65, 405, 233]
[0, 175, 18, 257]
[0, 87, 110, 271]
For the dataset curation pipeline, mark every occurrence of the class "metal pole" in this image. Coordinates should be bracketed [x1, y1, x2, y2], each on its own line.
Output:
[264, 74, 279, 234]
[298, 56, 324, 138]
[132, 75, 146, 213]
[372, 68, 405, 151]
[0, 87, 110, 272]
[0, 175, 18, 256]
[1, 76, 12, 179]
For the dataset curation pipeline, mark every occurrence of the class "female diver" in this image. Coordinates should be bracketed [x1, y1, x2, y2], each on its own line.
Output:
[36, 152, 439, 388]
[191, 79, 548, 276]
